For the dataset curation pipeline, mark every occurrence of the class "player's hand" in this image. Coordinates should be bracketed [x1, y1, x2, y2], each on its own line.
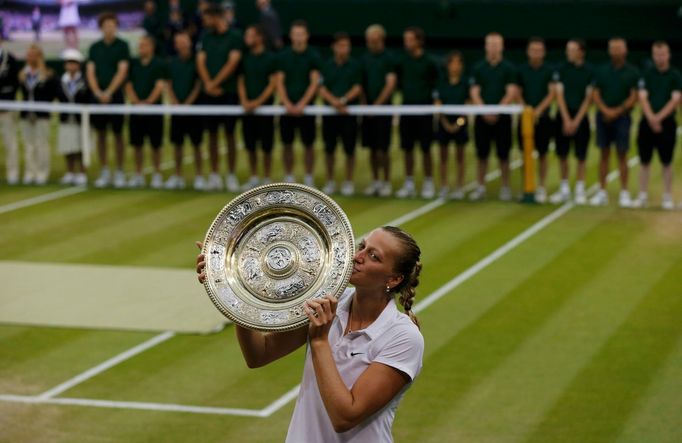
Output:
[648, 116, 663, 133]
[242, 101, 256, 113]
[563, 120, 576, 136]
[195, 241, 206, 284]
[483, 114, 498, 124]
[99, 92, 112, 104]
[292, 103, 305, 116]
[206, 86, 223, 97]
[305, 295, 338, 343]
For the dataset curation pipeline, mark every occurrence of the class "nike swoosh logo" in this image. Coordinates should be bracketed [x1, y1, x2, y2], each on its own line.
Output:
[350, 352, 364, 357]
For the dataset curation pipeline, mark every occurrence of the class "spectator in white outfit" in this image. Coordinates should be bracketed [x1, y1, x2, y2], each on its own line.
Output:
[18, 44, 57, 185]
[0, 35, 20, 184]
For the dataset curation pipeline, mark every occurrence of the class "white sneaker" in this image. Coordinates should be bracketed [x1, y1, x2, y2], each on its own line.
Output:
[226, 173, 240, 192]
[550, 190, 571, 204]
[304, 174, 315, 188]
[395, 180, 417, 199]
[151, 173, 164, 189]
[113, 170, 127, 189]
[60, 172, 75, 185]
[535, 187, 547, 203]
[193, 175, 206, 191]
[438, 186, 449, 199]
[469, 185, 486, 201]
[589, 189, 609, 206]
[127, 173, 145, 189]
[450, 187, 465, 200]
[363, 181, 380, 197]
[94, 169, 110, 188]
[7, 174, 19, 185]
[73, 173, 87, 186]
[164, 175, 180, 190]
[322, 180, 336, 195]
[499, 186, 513, 202]
[340, 181, 354, 197]
[207, 173, 223, 191]
[631, 192, 648, 209]
[574, 186, 587, 205]
[241, 176, 260, 191]
[618, 190, 632, 208]
[420, 178, 436, 199]
[283, 174, 295, 183]
[662, 193, 674, 210]
[35, 175, 48, 186]
[378, 181, 393, 197]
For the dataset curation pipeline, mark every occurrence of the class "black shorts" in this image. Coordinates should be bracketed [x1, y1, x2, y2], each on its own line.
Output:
[361, 116, 392, 152]
[201, 92, 238, 133]
[474, 114, 512, 161]
[555, 111, 590, 161]
[243, 115, 275, 153]
[637, 117, 676, 166]
[596, 113, 631, 153]
[129, 114, 164, 149]
[91, 91, 125, 134]
[170, 115, 203, 147]
[400, 114, 433, 152]
[280, 115, 316, 147]
[517, 113, 553, 156]
[323, 115, 358, 156]
[436, 116, 469, 146]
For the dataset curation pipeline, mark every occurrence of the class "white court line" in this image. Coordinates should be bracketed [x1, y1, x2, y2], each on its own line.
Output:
[37, 331, 175, 400]
[0, 157, 527, 415]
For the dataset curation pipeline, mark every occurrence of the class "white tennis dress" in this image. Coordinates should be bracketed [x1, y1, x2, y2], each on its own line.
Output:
[286, 287, 424, 443]
[58, 0, 80, 28]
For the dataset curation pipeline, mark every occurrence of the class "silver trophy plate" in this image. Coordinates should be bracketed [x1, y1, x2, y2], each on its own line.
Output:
[202, 183, 355, 331]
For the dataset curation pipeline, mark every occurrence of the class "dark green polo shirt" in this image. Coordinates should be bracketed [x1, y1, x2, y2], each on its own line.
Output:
[595, 62, 640, 107]
[199, 27, 243, 93]
[130, 56, 166, 103]
[638, 65, 682, 112]
[552, 61, 594, 111]
[362, 50, 396, 104]
[517, 62, 553, 107]
[320, 57, 362, 104]
[277, 46, 322, 102]
[88, 37, 131, 91]
[397, 51, 439, 104]
[240, 50, 277, 102]
[434, 77, 468, 105]
[169, 55, 197, 102]
[470, 59, 517, 104]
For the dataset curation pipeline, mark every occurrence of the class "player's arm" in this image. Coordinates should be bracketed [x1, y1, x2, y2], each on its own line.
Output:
[144, 79, 165, 105]
[276, 71, 293, 108]
[374, 72, 396, 105]
[86, 61, 103, 97]
[592, 88, 612, 114]
[470, 84, 484, 105]
[535, 83, 555, 117]
[251, 74, 277, 107]
[343, 83, 362, 104]
[196, 51, 212, 86]
[318, 84, 338, 106]
[125, 80, 140, 104]
[166, 80, 179, 104]
[655, 90, 681, 121]
[297, 69, 321, 107]
[237, 74, 249, 105]
[573, 86, 593, 126]
[211, 49, 241, 87]
[184, 79, 202, 105]
[621, 88, 638, 114]
[500, 83, 518, 105]
[105, 60, 129, 96]
[554, 83, 571, 123]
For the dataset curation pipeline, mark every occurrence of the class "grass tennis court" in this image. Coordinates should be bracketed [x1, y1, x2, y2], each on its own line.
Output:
[1, 115, 682, 442]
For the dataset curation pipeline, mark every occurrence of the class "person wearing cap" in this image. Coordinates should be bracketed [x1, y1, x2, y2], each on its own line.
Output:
[196, 3, 243, 192]
[18, 44, 57, 186]
[87, 12, 131, 188]
[0, 34, 21, 185]
[56, 48, 91, 186]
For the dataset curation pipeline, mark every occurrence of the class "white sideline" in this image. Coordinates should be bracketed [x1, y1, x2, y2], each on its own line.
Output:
[37, 331, 175, 400]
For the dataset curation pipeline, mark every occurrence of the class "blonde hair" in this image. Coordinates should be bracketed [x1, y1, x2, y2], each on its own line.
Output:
[20, 44, 50, 82]
[382, 226, 421, 328]
[365, 24, 386, 40]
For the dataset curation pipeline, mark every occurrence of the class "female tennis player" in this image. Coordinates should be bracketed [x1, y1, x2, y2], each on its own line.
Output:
[196, 225, 424, 442]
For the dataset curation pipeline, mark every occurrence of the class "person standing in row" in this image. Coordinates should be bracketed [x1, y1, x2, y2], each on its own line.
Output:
[516, 37, 555, 203]
[469, 32, 518, 201]
[56, 48, 90, 187]
[551, 38, 594, 205]
[633, 40, 681, 210]
[276, 20, 321, 186]
[361, 24, 396, 198]
[319, 32, 363, 196]
[237, 24, 278, 190]
[166, 31, 204, 191]
[433, 51, 469, 200]
[590, 37, 639, 207]
[18, 44, 56, 186]
[0, 35, 20, 185]
[196, 3, 243, 191]
[395, 26, 439, 199]
[125, 35, 167, 189]
[87, 12, 130, 189]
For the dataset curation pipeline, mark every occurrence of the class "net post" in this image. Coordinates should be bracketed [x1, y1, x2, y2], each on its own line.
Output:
[81, 107, 91, 168]
[520, 106, 536, 203]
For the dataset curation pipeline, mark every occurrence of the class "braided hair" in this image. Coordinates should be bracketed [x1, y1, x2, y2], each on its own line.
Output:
[382, 226, 421, 328]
